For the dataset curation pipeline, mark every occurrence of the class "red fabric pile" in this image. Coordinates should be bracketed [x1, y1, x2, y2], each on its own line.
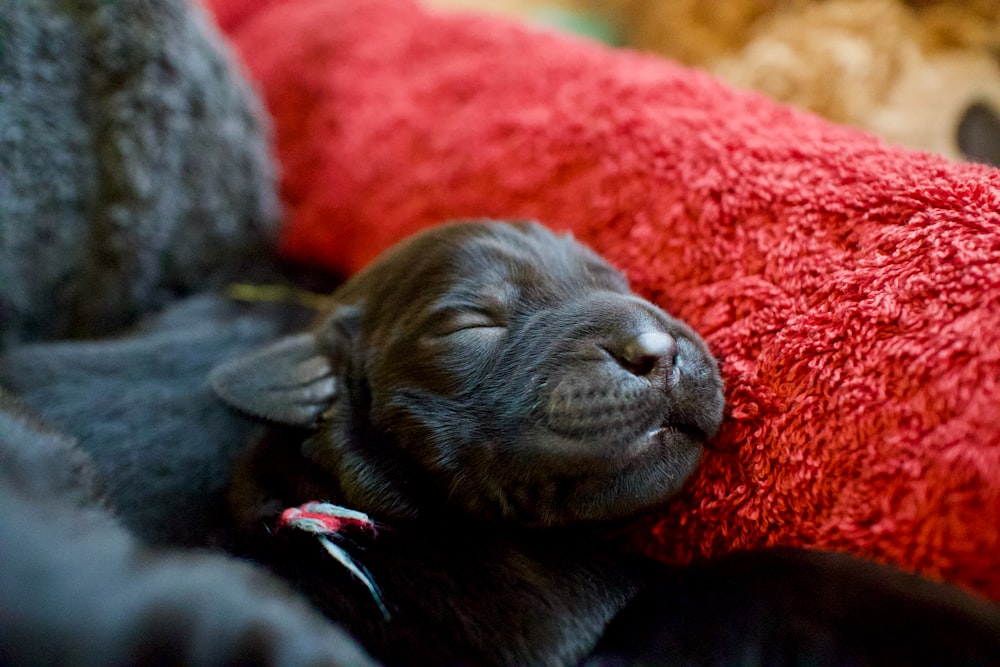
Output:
[205, 0, 1000, 600]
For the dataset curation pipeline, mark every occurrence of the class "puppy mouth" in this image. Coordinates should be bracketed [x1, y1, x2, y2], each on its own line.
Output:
[624, 419, 707, 462]
[504, 416, 707, 525]
[647, 420, 706, 443]
[534, 413, 706, 471]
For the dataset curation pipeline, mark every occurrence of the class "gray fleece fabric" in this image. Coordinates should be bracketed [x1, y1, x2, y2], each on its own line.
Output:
[0, 0, 280, 346]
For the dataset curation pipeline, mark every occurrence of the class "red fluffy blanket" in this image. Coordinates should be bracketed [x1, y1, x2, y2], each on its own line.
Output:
[205, 0, 1000, 600]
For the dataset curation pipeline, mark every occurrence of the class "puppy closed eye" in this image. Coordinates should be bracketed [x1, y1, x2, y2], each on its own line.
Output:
[429, 309, 507, 341]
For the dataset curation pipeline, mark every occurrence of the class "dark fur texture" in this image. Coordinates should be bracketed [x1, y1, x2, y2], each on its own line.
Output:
[211, 220, 725, 665]
[587, 548, 1000, 667]
[214, 220, 726, 528]
[0, 294, 319, 546]
[1, 220, 997, 666]
[0, 389, 377, 667]
[242, 507, 648, 667]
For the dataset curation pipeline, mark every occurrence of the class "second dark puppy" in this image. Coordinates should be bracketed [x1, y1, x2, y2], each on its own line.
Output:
[212, 220, 726, 665]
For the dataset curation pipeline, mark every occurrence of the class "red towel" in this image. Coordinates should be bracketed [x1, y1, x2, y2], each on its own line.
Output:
[206, 0, 1000, 600]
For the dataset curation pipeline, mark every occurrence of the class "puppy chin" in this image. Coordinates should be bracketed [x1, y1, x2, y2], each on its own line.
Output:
[471, 426, 706, 526]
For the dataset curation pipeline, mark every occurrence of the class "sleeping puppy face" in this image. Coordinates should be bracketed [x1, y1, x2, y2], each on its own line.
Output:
[213, 221, 724, 526]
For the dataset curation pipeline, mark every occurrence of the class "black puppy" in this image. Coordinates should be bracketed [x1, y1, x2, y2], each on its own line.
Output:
[4, 220, 997, 666]
[212, 220, 725, 527]
[210, 221, 1000, 667]
[588, 547, 1000, 667]
[211, 220, 726, 665]
[0, 388, 378, 667]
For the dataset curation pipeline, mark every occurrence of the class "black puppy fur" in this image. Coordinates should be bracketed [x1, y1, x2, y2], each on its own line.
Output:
[0, 389, 378, 667]
[211, 221, 1000, 666]
[213, 220, 726, 528]
[0, 294, 320, 546]
[2, 220, 998, 666]
[210, 220, 725, 665]
[0, 286, 648, 666]
[587, 548, 1000, 667]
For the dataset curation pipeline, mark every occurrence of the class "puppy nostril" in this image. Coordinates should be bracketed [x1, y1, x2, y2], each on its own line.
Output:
[612, 331, 677, 377]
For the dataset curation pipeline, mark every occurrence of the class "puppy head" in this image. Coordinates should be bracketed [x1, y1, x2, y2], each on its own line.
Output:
[213, 221, 724, 526]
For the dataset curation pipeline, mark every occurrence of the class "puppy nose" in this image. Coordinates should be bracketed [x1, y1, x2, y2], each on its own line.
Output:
[610, 331, 677, 377]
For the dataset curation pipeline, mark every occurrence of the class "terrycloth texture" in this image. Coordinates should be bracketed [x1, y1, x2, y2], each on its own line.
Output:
[0, 0, 279, 346]
[207, 0, 1000, 599]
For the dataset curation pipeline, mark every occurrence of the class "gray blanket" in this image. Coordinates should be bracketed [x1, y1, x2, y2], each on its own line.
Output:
[0, 0, 279, 346]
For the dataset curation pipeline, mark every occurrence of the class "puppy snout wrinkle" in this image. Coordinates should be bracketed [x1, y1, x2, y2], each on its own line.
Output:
[609, 331, 677, 378]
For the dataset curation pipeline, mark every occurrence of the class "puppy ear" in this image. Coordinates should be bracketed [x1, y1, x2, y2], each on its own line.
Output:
[209, 333, 337, 427]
